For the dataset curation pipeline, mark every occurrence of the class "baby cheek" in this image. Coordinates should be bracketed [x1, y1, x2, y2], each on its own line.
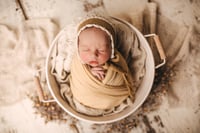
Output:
[79, 52, 89, 63]
[99, 54, 110, 63]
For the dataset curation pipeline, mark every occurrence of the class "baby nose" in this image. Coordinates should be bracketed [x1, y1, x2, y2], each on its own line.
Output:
[91, 50, 98, 59]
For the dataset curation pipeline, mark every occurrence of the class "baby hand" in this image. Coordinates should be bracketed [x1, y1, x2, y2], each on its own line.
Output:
[90, 66, 106, 80]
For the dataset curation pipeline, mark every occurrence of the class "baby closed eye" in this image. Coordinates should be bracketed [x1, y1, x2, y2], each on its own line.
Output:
[81, 49, 106, 53]
[79, 48, 89, 52]
[98, 49, 108, 54]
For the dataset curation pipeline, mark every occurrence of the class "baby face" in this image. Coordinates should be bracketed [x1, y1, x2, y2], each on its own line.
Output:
[78, 27, 112, 67]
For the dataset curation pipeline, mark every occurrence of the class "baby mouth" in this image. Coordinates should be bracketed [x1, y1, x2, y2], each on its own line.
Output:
[89, 61, 99, 66]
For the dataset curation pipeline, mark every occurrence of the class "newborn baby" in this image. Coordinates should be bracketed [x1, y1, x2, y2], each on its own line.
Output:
[69, 17, 135, 110]
[78, 26, 111, 80]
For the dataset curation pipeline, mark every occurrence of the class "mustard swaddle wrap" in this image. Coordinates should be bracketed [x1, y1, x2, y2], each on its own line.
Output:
[70, 50, 134, 110]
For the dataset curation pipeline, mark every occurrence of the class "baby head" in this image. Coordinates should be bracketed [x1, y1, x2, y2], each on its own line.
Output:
[78, 27, 111, 67]
[77, 17, 115, 67]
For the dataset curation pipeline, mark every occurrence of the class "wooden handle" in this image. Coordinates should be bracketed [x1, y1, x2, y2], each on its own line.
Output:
[153, 35, 166, 60]
[144, 34, 166, 68]
[34, 76, 45, 101]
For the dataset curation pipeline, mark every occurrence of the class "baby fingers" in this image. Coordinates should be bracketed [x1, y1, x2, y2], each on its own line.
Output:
[91, 69, 105, 80]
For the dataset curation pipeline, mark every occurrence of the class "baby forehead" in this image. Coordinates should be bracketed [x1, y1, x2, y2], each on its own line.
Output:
[79, 27, 110, 36]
